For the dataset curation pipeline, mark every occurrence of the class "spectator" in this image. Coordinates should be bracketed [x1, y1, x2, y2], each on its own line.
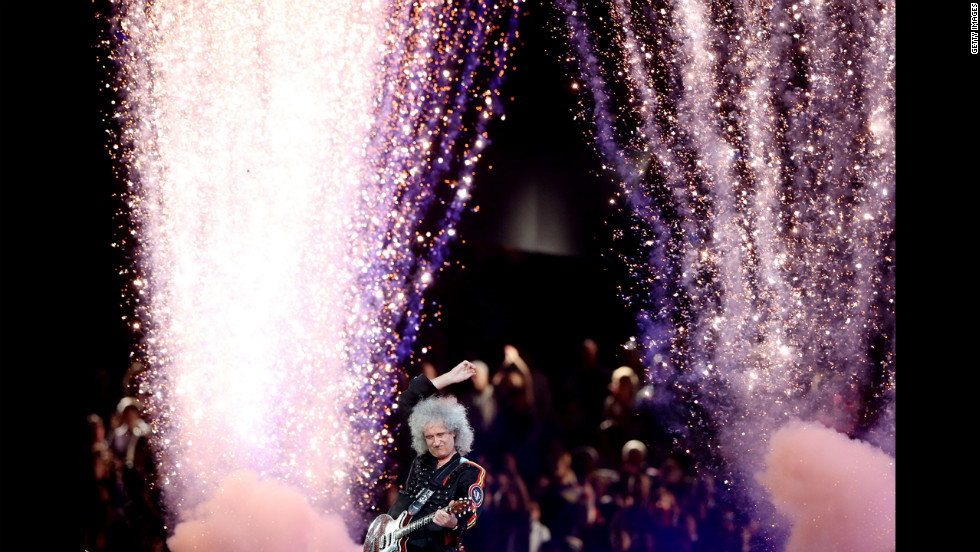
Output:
[580, 468, 619, 552]
[608, 473, 656, 552]
[487, 470, 532, 552]
[598, 367, 643, 462]
[529, 501, 552, 552]
[459, 360, 498, 438]
[109, 398, 150, 469]
[85, 414, 129, 552]
[650, 485, 691, 552]
[538, 448, 589, 548]
[619, 440, 651, 479]
[570, 445, 599, 483]
[88, 413, 109, 455]
[602, 367, 640, 431]
[559, 339, 611, 443]
[110, 398, 166, 552]
[491, 347, 548, 481]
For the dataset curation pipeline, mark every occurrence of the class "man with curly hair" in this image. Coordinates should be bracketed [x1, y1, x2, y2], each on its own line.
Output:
[388, 360, 488, 552]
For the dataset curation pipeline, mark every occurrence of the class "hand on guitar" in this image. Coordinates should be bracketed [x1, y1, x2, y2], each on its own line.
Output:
[363, 498, 476, 552]
[432, 500, 461, 529]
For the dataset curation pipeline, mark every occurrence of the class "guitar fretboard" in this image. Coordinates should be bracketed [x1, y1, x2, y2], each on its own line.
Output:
[378, 511, 434, 551]
[378, 502, 471, 551]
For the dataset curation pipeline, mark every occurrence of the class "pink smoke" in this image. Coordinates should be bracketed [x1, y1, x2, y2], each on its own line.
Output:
[168, 470, 362, 552]
[756, 420, 896, 552]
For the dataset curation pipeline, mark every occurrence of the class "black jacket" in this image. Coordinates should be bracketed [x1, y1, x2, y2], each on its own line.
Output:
[388, 375, 486, 551]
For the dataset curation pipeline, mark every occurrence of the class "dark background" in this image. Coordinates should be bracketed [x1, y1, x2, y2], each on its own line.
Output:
[414, 0, 641, 376]
[3, 0, 640, 544]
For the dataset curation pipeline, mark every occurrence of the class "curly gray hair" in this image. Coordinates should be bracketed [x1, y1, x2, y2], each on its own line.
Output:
[407, 395, 475, 456]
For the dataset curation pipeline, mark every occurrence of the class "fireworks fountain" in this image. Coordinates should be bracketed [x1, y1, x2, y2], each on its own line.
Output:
[106, 0, 518, 548]
[559, 0, 895, 549]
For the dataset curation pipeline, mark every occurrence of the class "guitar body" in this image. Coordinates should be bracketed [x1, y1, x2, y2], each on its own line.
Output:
[362, 511, 410, 552]
[362, 499, 474, 552]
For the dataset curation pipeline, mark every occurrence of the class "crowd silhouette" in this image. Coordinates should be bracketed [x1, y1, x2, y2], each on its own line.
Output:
[84, 339, 759, 552]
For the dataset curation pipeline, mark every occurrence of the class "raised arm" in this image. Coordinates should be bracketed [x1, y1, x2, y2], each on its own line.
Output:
[429, 360, 477, 390]
[396, 360, 477, 418]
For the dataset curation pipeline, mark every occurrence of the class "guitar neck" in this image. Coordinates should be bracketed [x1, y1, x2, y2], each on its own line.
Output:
[385, 498, 472, 548]
[372, 500, 472, 552]
[392, 511, 438, 542]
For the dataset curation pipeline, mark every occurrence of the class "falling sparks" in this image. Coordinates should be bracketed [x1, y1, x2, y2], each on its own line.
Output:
[560, 0, 894, 546]
[105, 0, 518, 536]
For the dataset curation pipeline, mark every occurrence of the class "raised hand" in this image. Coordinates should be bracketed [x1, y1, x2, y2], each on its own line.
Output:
[431, 360, 477, 390]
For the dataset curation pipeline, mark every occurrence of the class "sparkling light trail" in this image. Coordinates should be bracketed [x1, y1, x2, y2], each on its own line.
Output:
[560, 0, 895, 548]
[105, 0, 518, 540]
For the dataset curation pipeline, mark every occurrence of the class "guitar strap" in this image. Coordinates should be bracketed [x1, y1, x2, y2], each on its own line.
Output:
[428, 455, 464, 486]
[407, 456, 468, 516]
[407, 488, 433, 516]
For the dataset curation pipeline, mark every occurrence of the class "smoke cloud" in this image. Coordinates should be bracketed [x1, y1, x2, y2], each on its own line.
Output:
[168, 470, 361, 552]
[757, 420, 895, 552]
